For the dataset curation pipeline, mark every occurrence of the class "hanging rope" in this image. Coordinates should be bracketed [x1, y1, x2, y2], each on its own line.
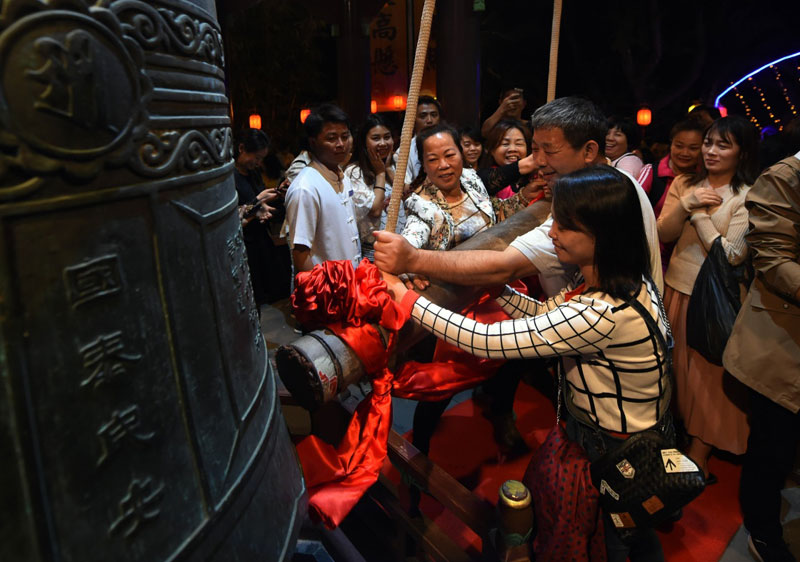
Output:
[385, 0, 436, 233]
[546, 0, 563, 102]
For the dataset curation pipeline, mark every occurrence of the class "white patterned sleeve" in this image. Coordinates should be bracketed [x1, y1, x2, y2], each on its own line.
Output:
[495, 286, 566, 319]
[410, 294, 616, 360]
[347, 167, 374, 222]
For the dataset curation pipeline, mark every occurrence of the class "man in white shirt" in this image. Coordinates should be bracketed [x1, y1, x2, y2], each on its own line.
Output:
[375, 96, 663, 294]
[399, 95, 441, 185]
[285, 104, 361, 273]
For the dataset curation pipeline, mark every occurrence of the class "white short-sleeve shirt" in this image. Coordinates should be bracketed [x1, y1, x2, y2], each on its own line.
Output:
[285, 165, 362, 270]
[509, 168, 664, 295]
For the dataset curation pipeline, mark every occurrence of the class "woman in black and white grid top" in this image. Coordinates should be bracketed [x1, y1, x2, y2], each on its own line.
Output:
[381, 165, 671, 560]
[405, 274, 669, 434]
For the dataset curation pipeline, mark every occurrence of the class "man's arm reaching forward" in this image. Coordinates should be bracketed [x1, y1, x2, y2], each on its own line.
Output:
[373, 230, 538, 286]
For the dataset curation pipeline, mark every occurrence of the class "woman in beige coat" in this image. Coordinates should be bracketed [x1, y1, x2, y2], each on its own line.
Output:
[656, 116, 759, 478]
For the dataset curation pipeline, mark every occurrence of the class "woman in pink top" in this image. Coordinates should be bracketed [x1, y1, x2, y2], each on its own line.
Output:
[638, 119, 706, 217]
[639, 119, 707, 274]
[656, 116, 759, 480]
[605, 116, 644, 178]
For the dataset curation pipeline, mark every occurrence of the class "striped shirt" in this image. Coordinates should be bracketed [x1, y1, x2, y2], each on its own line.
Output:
[401, 277, 671, 433]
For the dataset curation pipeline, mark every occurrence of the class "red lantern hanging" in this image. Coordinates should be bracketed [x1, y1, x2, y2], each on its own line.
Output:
[300, 109, 311, 123]
[636, 107, 652, 127]
[249, 113, 261, 129]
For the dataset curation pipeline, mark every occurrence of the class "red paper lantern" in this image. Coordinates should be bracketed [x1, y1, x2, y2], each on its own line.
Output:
[248, 113, 261, 129]
[300, 109, 311, 123]
[636, 107, 652, 127]
[391, 95, 406, 110]
[370, 100, 378, 113]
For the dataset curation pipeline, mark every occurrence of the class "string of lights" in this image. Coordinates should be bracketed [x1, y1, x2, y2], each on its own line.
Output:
[731, 85, 760, 129]
[749, 75, 779, 126]
[772, 65, 797, 120]
[714, 51, 800, 130]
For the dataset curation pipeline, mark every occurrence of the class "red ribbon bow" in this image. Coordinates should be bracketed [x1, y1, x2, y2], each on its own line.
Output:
[291, 259, 516, 527]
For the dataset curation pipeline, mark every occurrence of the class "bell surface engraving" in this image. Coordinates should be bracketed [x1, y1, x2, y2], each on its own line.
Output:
[0, 1, 305, 560]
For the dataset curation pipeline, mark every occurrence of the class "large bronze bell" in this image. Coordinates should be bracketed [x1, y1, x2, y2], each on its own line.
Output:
[0, 0, 305, 559]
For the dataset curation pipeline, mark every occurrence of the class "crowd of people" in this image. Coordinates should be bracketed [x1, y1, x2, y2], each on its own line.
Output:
[236, 93, 800, 561]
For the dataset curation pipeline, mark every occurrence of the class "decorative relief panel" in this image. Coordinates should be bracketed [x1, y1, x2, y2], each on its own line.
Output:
[110, 0, 225, 67]
[131, 127, 232, 177]
[0, 0, 230, 198]
[227, 230, 263, 350]
[0, 0, 152, 187]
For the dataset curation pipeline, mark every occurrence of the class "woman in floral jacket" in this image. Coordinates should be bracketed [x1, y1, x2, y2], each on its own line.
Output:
[401, 123, 539, 252]
[399, 123, 544, 458]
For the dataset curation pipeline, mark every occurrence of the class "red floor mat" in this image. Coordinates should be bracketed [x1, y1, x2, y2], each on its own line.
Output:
[383, 382, 742, 561]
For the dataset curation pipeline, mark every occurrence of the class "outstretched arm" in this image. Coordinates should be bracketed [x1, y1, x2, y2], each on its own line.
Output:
[397, 290, 615, 360]
[480, 91, 524, 138]
[374, 230, 537, 286]
[496, 285, 564, 318]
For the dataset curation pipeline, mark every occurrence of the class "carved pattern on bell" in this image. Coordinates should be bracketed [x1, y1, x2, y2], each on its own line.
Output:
[0, 0, 232, 198]
[0, 0, 152, 187]
[131, 127, 233, 177]
[110, 0, 225, 67]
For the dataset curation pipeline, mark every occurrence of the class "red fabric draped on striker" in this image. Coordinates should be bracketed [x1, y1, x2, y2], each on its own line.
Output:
[291, 260, 519, 528]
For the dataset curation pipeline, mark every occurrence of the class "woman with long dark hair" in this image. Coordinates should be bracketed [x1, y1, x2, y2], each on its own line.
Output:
[458, 126, 484, 169]
[638, 119, 706, 217]
[346, 115, 400, 260]
[657, 115, 759, 479]
[234, 128, 283, 306]
[380, 165, 672, 560]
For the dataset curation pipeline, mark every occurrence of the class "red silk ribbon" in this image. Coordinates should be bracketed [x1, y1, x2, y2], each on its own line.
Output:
[292, 260, 518, 528]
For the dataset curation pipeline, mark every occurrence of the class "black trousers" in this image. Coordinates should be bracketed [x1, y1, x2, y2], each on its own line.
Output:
[411, 359, 525, 455]
[740, 388, 800, 543]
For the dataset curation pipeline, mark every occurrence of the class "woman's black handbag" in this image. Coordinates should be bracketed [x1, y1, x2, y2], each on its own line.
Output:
[686, 236, 752, 366]
[589, 428, 705, 540]
[589, 292, 705, 540]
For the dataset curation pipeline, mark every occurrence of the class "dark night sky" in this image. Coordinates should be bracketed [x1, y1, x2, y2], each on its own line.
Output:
[479, 0, 799, 139]
[224, 0, 799, 146]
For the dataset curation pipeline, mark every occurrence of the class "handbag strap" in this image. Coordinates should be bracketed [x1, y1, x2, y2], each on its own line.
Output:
[626, 279, 675, 423]
[556, 359, 564, 424]
[628, 279, 673, 362]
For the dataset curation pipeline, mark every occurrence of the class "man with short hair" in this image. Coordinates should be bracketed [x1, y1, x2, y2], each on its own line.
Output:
[401, 95, 441, 185]
[376, 95, 666, 561]
[285, 103, 360, 273]
[375, 96, 663, 294]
